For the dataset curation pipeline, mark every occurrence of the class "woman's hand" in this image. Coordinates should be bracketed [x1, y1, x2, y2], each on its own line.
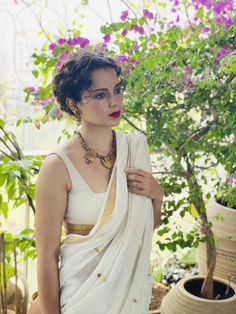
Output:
[124, 167, 163, 201]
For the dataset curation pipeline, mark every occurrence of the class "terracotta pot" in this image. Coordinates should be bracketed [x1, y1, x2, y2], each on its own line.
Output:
[160, 275, 236, 314]
[198, 198, 236, 284]
[0, 272, 29, 314]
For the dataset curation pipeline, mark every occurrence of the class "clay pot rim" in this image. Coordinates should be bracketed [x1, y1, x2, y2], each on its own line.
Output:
[178, 275, 236, 303]
[209, 198, 236, 213]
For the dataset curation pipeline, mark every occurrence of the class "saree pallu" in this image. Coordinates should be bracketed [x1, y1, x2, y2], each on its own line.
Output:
[59, 131, 154, 314]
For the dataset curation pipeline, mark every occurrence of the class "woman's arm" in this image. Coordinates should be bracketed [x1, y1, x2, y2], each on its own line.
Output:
[35, 154, 68, 314]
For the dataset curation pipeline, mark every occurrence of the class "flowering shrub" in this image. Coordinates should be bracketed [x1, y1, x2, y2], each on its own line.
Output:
[22, 0, 236, 298]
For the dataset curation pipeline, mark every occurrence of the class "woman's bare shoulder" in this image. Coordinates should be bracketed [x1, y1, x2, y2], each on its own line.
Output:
[38, 152, 71, 191]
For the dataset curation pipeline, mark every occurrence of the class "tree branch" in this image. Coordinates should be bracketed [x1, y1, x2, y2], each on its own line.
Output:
[122, 116, 147, 135]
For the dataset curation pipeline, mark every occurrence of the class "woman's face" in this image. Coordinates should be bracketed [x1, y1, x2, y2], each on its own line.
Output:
[78, 67, 123, 128]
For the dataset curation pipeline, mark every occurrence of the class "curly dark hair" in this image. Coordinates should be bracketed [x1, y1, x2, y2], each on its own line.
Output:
[52, 51, 122, 116]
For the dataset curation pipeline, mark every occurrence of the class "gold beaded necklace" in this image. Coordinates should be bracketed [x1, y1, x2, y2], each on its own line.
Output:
[77, 130, 116, 170]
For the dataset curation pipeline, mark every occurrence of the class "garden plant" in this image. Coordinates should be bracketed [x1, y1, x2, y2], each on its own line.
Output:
[1, 0, 235, 309]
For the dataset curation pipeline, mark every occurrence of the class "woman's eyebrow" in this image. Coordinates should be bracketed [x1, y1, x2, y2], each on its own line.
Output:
[89, 81, 123, 93]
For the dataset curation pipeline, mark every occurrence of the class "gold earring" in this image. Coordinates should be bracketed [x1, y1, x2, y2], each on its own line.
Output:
[66, 98, 82, 125]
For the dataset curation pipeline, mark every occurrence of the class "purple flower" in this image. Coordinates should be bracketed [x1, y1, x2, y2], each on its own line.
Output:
[131, 24, 140, 32]
[183, 74, 191, 84]
[147, 42, 154, 48]
[57, 38, 67, 45]
[27, 87, 36, 93]
[213, 1, 227, 14]
[49, 43, 57, 51]
[138, 26, 145, 35]
[55, 52, 70, 68]
[224, 17, 233, 28]
[78, 37, 90, 48]
[120, 10, 129, 21]
[67, 37, 77, 46]
[215, 45, 231, 60]
[175, 15, 180, 23]
[202, 26, 210, 33]
[121, 29, 128, 37]
[183, 65, 191, 74]
[199, 0, 211, 6]
[174, 0, 179, 5]
[143, 9, 154, 19]
[103, 34, 111, 43]
[132, 43, 139, 50]
[115, 55, 129, 63]
[201, 225, 213, 235]
[171, 61, 176, 68]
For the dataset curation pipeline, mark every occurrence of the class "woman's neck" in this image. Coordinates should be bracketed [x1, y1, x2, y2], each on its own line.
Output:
[78, 125, 114, 155]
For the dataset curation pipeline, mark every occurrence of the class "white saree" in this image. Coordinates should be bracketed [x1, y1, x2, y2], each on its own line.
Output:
[59, 131, 154, 314]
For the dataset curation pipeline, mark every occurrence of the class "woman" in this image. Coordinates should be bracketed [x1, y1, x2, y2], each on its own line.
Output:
[29, 51, 163, 314]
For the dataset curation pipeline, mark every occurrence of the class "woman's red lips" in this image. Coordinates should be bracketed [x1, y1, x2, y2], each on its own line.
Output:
[109, 111, 121, 118]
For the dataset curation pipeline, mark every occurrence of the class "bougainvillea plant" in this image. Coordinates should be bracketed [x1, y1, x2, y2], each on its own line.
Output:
[22, 0, 236, 299]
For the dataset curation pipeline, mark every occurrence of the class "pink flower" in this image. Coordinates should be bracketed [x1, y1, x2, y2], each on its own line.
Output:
[199, 0, 211, 7]
[78, 37, 90, 48]
[115, 55, 129, 63]
[224, 17, 233, 28]
[120, 10, 129, 21]
[103, 34, 111, 43]
[132, 43, 139, 50]
[202, 26, 210, 33]
[55, 52, 70, 68]
[139, 26, 145, 35]
[201, 225, 213, 235]
[131, 24, 140, 32]
[27, 87, 36, 93]
[183, 74, 191, 84]
[121, 29, 128, 37]
[67, 37, 77, 46]
[215, 45, 231, 60]
[143, 9, 154, 19]
[57, 38, 67, 45]
[213, 1, 227, 14]
[183, 65, 191, 74]
[49, 43, 57, 51]
[215, 15, 232, 28]
[147, 42, 154, 48]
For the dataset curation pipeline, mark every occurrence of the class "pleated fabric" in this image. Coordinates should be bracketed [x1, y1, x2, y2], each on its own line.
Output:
[59, 131, 154, 314]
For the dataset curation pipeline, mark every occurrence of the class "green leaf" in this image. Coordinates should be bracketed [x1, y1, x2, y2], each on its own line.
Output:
[1, 202, 8, 219]
[0, 119, 4, 128]
[0, 174, 6, 187]
[32, 69, 39, 78]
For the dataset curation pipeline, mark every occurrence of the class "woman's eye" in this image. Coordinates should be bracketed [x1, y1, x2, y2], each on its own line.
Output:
[94, 92, 107, 100]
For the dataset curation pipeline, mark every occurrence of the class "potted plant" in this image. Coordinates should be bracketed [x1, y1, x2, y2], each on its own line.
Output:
[198, 174, 236, 284]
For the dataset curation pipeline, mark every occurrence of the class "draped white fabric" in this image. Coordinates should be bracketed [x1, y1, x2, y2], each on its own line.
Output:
[59, 131, 154, 314]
